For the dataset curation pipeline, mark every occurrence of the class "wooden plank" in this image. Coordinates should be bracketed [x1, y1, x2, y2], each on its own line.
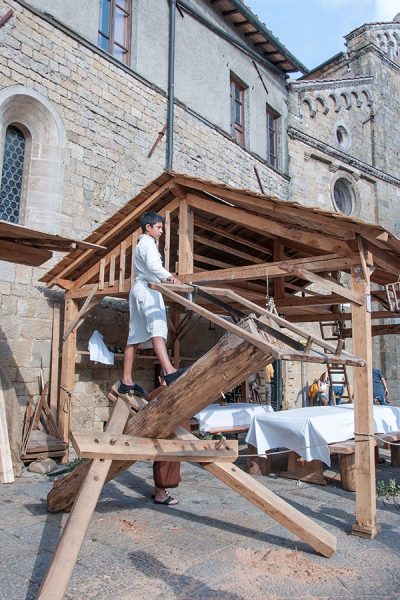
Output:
[281, 265, 364, 306]
[0, 382, 14, 483]
[195, 217, 272, 256]
[178, 198, 194, 275]
[194, 253, 233, 269]
[204, 462, 335, 557]
[70, 432, 238, 462]
[0, 239, 51, 267]
[119, 240, 126, 293]
[98, 259, 105, 291]
[179, 254, 361, 284]
[38, 398, 130, 600]
[194, 234, 265, 264]
[62, 285, 99, 341]
[59, 299, 78, 448]
[164, 210, 171, 271]
[350, 263, 377, 538]
[50, 304, 61, 424]
[109, 255, 116, 287]
[185, 194, 353, 257]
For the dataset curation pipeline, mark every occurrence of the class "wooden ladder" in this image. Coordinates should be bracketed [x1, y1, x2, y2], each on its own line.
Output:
[319, 320, 351, 403]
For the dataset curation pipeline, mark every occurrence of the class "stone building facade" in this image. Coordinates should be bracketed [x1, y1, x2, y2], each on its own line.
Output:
[0, 0, 399, 426]
[286, 14, 400, 403]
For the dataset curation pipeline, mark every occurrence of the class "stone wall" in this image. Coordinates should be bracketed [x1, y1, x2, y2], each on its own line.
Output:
[0, 0, 289, 425]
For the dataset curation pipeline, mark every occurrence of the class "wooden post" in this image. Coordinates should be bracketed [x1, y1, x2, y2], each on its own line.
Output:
[164, 210, 171, 271]
[0, 382, 14, 484]
[38, 398, 130, 600]
[59, 298, 78, 451]
[178, 198, 194, 276]
[350, 262, 377, 538]
[172, 307, 181, 368]
[50, 304, 61, 424]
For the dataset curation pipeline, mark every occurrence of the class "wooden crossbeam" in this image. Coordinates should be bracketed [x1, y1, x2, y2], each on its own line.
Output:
[281, 265, 364, 306]
[62, 285, 99, 341]
[185, 194, 353, 257]
[70, 432, 238, 462]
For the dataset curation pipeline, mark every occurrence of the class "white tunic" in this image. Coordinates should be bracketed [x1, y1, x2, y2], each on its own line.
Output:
[127, 234, 171, 345]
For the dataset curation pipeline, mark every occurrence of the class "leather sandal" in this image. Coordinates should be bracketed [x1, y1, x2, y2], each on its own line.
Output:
[117, 382, 148, 399]
[164, 367, 188, 386]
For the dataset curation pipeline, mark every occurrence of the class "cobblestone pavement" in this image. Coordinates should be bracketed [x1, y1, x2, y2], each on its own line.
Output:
[0, 449, 399, 600]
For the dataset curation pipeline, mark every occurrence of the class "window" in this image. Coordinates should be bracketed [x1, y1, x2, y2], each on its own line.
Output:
[0, 125, 26, 223]
[266, 106, 280, 169]
[333, 178, 355, 216]
[98, 0, 132, 65]
[230, 77, 245, 145]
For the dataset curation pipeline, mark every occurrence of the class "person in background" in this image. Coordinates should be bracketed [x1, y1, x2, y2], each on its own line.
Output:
[373, 367, 390, 405]
[264, 362, 274, 404]
[317, 371, 330, 406]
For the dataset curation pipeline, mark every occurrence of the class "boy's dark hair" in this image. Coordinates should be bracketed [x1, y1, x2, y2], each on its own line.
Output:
[140, 211, 164, 233]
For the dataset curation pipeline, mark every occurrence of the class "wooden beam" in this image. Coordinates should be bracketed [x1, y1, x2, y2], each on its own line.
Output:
[50, 304, 61, 424]
[38, 398, 130, 600]
[62, 285, 99, 341]
[277, 294, 352, 308]
[59, 299, 78, 448]
[350, 263, 377, 538]
[195, 217, 272, 256]
[281, 266, 364, 306]
[179, 254, 361, 284]
[70, 432, 238, 462]
[47, 320, 336, 558]
[185, 194, 353, 257]
[178, 198, 194, 275]
[194, 234, 265, 264]
[0, 239, 52, 267]
[164, 210, 171, 271]
[194, 253, 234, 269]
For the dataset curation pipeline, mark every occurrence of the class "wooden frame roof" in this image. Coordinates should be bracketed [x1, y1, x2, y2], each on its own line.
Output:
[41, 170, 400, 326]
[0, 220, 105, 267]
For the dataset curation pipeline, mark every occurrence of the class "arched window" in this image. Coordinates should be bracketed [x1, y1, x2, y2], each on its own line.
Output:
[0, 125, 26, 223]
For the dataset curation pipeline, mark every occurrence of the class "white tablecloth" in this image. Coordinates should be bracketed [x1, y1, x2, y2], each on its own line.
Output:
[194, 403, 274, 433]
[246, 405, 400, 466]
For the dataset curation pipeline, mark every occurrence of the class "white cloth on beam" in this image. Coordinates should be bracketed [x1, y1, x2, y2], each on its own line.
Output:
[128, 234, 171, 345]
[246, 404, 400, 466]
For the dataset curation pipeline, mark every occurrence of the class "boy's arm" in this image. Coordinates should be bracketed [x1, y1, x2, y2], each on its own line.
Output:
[143, 237, 179, 282]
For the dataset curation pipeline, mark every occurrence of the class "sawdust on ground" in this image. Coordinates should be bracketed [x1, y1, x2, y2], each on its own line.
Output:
[235, 547, 358, 583]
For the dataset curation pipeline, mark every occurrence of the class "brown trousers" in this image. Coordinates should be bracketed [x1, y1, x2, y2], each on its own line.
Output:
[148, 385, 190, 489]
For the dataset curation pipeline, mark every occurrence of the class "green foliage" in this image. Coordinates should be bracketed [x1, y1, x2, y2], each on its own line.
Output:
[377, 478, 400, 498]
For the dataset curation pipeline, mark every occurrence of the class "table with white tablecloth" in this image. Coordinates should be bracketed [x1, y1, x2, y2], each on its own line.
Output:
[193, 403, 274, 433]
[246, 404, 400, 467]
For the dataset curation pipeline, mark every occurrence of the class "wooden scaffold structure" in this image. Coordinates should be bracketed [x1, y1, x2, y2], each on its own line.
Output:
[38, 172, 400, 598]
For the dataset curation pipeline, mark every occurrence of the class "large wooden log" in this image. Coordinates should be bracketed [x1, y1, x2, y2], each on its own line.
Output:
[48, 317, 273, 512]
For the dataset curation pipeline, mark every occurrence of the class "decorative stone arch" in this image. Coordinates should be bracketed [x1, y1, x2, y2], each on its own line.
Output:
[315, 95, 329, 115]
[0, 85, 66, 233]
[328, 93, 341, 113]
[339, 92, 351, 110]
[330, 171, 360, 218]
[350, 90, 362, 109]
[361, 88, 373, 108]
[302, 96, 316, 118]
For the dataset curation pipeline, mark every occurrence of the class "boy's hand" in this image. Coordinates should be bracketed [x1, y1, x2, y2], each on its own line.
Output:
[166, 275, 180, 284]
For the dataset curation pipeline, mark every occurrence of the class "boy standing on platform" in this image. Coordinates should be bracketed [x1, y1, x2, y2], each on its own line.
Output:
[117, 211, 186, 399]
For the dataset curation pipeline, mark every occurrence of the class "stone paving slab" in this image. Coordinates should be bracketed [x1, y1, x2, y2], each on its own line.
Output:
[0, 452, 399, 599]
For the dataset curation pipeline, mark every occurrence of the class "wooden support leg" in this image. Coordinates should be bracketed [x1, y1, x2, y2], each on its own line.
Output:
[59, 298, 79, 456]
[350, 262, 377, 538]
[205, 462, 336, 558]
[37, 398, 130, 600]
[390, 443, 400, 467]
[281, 452, 326, 486]
[339, 453, 356, 492]
[247, 444, 272, 476]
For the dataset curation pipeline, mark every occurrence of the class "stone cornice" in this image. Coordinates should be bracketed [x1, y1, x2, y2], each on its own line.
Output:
[288, 128, 400, 188]
[353, 43, 400, 76]
[289, 76, 373, 94]
[346, 22, 400, 42]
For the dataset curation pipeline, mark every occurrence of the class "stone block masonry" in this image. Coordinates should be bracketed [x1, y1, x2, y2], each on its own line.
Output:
[0, 0, 289, 424]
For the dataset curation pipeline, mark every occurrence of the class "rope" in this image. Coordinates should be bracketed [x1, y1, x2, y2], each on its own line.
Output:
[60, 385, 73, 413]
